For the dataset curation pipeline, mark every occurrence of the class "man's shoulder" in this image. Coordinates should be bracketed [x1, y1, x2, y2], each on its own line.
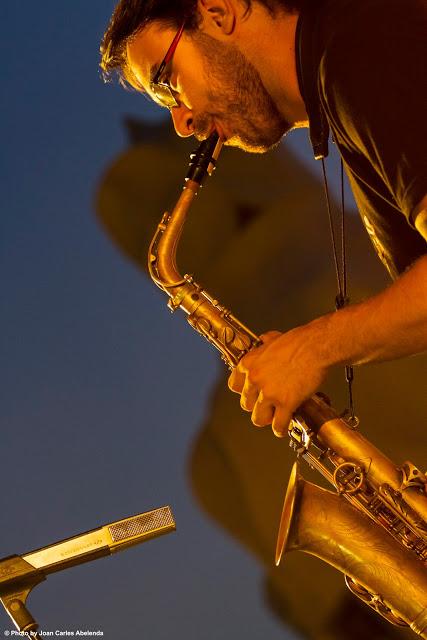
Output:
[320, 0, 425, 29]
[320, 0, 426, 60]
[318, 0, 427, 110]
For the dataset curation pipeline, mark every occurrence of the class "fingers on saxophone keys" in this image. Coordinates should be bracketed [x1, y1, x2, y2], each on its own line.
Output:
[259, 330, 282, 345]
[240, 378, 258, 412]
[228, 367, 246, 393]
[272, 408, 292, 438]
[251, 393, 274, 427]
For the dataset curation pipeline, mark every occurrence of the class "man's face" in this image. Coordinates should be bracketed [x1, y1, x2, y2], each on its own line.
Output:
[126, 22, 291, 153]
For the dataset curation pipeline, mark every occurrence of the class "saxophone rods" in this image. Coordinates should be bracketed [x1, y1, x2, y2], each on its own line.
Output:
[148, 133, 427, 636]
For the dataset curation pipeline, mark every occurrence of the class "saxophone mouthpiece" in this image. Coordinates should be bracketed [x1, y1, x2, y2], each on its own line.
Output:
[186, 132, 223, 186]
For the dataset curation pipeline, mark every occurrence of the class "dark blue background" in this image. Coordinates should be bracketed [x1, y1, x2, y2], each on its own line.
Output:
[0, 3, 327, 638]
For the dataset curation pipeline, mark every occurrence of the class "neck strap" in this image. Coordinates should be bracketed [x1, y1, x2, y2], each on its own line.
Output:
[295, 8, 329, 160]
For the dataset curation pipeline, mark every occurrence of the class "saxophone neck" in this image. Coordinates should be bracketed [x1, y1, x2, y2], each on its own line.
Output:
[148, 134, 223, 291]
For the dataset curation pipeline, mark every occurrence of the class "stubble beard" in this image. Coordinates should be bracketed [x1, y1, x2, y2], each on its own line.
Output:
[192, 33, 291, 153]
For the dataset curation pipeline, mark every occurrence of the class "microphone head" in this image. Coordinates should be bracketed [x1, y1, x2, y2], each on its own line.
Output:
[108, 506, 176, 552]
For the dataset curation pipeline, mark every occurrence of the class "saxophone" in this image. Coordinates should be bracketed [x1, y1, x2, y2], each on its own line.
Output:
[148, 133, 427, 636]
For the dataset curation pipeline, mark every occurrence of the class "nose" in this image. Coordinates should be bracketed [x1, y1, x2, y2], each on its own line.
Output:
[170, 104, 194, 138]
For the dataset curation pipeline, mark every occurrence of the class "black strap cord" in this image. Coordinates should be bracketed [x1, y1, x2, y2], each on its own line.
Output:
[321, 158, 356, 421]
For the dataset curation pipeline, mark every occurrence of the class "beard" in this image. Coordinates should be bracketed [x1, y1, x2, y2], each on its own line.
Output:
[191, 33, 291, 153]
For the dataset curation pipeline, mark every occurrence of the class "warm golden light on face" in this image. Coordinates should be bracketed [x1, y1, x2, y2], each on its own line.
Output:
[127, 25, 198, 98]
[126, 24, 175, 101]
[126, 21, 290, 151]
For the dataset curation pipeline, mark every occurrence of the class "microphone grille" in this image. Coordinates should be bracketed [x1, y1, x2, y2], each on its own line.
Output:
[108, 506, 175, 542]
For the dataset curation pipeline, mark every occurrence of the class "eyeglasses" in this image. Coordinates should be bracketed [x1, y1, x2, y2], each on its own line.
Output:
[150, 22, 185, 109]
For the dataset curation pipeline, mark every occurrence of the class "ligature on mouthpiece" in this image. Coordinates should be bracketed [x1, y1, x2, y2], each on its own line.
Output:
[186, 132, 222, 185]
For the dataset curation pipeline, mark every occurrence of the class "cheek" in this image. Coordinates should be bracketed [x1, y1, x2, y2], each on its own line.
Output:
[181, 72, 210, 109]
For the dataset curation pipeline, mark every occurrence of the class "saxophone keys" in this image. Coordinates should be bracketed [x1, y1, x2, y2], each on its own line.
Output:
[333, 462, 365, 495]
[399, 462, 427, 493]
[344, 576, 408, 628]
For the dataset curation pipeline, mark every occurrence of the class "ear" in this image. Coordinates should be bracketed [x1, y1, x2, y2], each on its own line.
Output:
[197, 0, 237, 36]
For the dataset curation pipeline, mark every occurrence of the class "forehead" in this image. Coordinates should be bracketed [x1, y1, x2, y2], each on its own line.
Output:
[126, 22, 178, 93]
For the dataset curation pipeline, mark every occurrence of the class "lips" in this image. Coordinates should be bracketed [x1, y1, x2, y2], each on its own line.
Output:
[194, 117, 228, 142]
[194, 126, 212, 141]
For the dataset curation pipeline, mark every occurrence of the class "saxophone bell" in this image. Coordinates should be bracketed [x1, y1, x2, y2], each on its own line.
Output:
[276, 462, 427, 635]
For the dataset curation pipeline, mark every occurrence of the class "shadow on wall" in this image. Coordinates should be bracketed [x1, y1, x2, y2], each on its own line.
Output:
[96, 119, 425, 640]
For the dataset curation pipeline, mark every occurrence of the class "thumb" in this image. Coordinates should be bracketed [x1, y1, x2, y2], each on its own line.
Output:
[259, 330, 282, 346]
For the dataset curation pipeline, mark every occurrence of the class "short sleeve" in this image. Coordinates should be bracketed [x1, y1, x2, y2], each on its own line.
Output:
[320, 0, 427, 221]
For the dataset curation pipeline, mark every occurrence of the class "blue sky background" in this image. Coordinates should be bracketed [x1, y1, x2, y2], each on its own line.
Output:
[0, 3, 354, 638]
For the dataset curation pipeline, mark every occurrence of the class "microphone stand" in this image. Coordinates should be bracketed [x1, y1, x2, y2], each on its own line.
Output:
[0, 506, 176, 637]
[0, 555, 45, 637]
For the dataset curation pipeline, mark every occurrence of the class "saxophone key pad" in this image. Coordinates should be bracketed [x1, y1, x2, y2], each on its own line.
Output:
[333, 462, 364, 495]
[399, 462, 427, 492]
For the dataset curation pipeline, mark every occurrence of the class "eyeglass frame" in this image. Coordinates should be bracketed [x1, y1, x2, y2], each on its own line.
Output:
[150, 22, 186, 109]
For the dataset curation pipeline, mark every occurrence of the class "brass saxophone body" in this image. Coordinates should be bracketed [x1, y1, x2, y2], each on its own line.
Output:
[149, 134, 259, 366]
[148, 134, 427, 636]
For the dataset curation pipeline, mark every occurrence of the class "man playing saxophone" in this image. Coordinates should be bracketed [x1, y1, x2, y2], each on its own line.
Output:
[100, 0, 427, 435]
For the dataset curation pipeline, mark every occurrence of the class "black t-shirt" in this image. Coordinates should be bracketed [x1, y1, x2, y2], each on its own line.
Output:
[298, 0, 427, 278]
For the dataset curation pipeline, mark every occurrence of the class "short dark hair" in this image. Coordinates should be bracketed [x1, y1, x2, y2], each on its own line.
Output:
[100, 0, 304, 89]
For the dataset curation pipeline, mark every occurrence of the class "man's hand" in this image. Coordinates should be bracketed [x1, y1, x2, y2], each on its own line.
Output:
[228, 327, 329, 437]
[228, 254, 427, 438]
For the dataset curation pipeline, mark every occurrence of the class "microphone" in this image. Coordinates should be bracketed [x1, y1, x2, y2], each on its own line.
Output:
[0, 506, 176, 635]
[22, 505, 175, 572]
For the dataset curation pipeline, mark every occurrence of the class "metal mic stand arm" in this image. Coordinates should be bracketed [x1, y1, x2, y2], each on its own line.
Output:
[0, 555, 45, 638]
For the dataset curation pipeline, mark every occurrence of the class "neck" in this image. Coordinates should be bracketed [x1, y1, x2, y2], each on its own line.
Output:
[239, 7, 308, 127]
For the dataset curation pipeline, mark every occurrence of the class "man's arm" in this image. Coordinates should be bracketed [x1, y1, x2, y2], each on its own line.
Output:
[229, 223, 427, 437]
